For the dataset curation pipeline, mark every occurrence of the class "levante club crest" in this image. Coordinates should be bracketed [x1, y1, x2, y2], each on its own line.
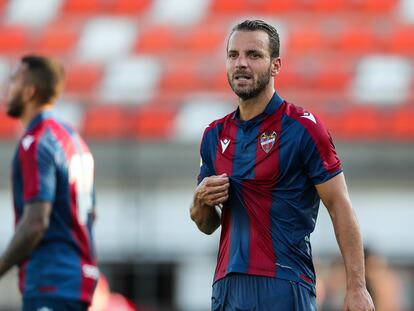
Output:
[260, 131, 277, 153]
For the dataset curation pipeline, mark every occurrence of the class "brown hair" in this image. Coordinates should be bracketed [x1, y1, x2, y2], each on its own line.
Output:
[21, 55, 65, 104]
[228, 20, 280, 58]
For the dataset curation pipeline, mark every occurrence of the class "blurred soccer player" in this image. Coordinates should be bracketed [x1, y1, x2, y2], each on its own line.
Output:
[0, 55, 98, 310]
[190, 20, 374, 311]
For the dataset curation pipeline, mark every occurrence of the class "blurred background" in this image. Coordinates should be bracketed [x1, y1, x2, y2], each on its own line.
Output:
[0, 0, 413, 310]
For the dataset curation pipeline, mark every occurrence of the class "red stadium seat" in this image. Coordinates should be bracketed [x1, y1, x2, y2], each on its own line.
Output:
[182, 27, 226, 54]
[210, 0, 250, 14]
[82, 106, 131, 139]
[134, 25, 176, 54]
[308, 0, 347, 12]
[255, 0, 298, 13]
[340, 106, 383, 140]
[107, 0, 150, 14]
[391, 106, 414, 139]
[0, 0, 7, 15]
[287, 27, 325, 53]
[65, 63, 103, 94]
[388, 26, 414, 55]
[63, 0, 105, 15]
[0, 25, 31, 55]
[160, 58, 203, 92]
[337, 26, 378, 54]
[131, 106, 176, 140]
[34, 27, 78, 56]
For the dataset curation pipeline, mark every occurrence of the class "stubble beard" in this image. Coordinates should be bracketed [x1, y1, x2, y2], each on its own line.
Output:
[228, 67, 272, 101]
[6, 93, 25, 118]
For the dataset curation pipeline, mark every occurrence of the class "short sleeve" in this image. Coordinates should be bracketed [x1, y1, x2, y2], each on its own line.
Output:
[19, 134, 56, 203]
[300, 119, 342, 185]
[197, 127, 215, 185]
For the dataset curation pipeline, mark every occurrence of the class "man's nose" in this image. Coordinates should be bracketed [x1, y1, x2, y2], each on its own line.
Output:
[235, 55, 247, 68]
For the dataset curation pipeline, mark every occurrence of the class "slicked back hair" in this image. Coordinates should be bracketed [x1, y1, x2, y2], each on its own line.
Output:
[228, 20, 280, 58]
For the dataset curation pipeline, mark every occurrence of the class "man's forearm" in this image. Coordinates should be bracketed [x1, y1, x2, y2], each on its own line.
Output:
[330, 201, 366, 289]
[0, 220, 45, 278]
[190, 200, 221, 235]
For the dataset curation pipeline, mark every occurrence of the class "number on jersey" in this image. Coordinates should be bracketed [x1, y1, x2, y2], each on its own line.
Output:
[69, 153, 94, 225]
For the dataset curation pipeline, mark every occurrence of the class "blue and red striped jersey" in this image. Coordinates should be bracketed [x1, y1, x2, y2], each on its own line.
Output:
[198, 92, 342, 293]
[12, 110, 98, 303]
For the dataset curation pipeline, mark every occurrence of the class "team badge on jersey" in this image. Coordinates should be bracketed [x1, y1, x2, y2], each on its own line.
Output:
[260, 131, 277, 153]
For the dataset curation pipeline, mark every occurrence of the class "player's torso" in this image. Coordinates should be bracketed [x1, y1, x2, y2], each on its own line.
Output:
[12, 113, 98, 302]
[208, 101, 320, 287]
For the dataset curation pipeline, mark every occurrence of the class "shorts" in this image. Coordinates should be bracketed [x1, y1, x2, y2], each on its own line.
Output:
[211, 273, 317, 311]
[22, 297, 89, 311]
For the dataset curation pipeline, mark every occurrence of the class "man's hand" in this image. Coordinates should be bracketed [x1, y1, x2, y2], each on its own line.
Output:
[343, 287, 375, 311]
[190, 174, 230, 235]
[195, 174, 230, 207]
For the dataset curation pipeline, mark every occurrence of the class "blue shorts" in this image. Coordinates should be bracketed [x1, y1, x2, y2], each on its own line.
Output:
[212, 273, 317, 311]
[22, 297, 88, 311]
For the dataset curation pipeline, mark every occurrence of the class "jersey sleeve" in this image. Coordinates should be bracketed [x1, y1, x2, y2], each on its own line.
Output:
[18, 134, 56, 203]
[300, 117, 342, 185]
[197, 127, 215, 185]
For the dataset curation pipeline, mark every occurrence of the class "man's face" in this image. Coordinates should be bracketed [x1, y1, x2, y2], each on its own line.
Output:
[6, 64, 27, 118]
[226, 30, 276, 100]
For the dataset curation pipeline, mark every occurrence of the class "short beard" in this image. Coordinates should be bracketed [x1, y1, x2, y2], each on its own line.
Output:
[7, 93, 25, 118]
[228, 68, 271, 101]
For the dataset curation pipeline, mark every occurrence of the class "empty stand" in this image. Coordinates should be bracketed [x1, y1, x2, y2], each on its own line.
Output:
[0, 25, 31, 55]
[0, 0, 412, 141]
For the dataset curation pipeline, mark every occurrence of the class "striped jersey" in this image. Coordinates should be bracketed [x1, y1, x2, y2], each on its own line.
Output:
[198, 92, 342, 292]
[12, 110, 98, 303]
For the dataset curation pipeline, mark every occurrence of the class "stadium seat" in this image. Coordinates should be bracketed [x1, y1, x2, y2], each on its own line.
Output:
[77, 17, 137, 62]
[340, 106, 383, 140]
[209, 0, 250, 14]
[0, 25, 31, 55]
[287, 27, 325, 53]
[338, 26, 378, 54]
[134, 25, 176, 54]
[389, 26, 414, 54]
[391, 106, 414, 139]
[182, 27, 226, 54]
[107, 0, 150, 15]
[99, 57, 161, 104]
[160, 58, 203, 92]
[131, 106, 177, 140]
[81, 106, 131, 139]
[151, 0, 209, 25]
[63, 0, 105, 15]
[308, 0, 347, 12]
[65, 63, 103, 94]
[34, 27, 79, 56]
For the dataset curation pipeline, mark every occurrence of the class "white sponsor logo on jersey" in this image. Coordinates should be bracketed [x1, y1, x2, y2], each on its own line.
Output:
[220, 139, 231, 153]
[22, 135, 35, 151]
[300, 112, 317, 124]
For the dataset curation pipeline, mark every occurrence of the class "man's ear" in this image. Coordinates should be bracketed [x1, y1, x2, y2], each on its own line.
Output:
[271, 57, 281, 77]
[22, 85, 36, 102]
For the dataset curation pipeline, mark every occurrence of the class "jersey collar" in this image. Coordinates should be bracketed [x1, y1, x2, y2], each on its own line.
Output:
[26, 110, 54, 133]
[232, 91, 284, 120]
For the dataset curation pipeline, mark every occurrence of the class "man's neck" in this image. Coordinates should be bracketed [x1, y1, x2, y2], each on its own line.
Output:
[21, 103, 53, 128]
[238, 87, 275, 121]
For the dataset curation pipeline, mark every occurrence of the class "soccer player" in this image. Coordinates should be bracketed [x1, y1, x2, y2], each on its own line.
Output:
[190, 20, 374, 311]
[0, 55, 98, 310]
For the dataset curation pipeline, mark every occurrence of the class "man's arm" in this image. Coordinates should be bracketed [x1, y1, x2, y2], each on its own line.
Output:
[190, 174, 229, 235]
[316, 173, 374, 311]
[0, 201, 51, 278]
